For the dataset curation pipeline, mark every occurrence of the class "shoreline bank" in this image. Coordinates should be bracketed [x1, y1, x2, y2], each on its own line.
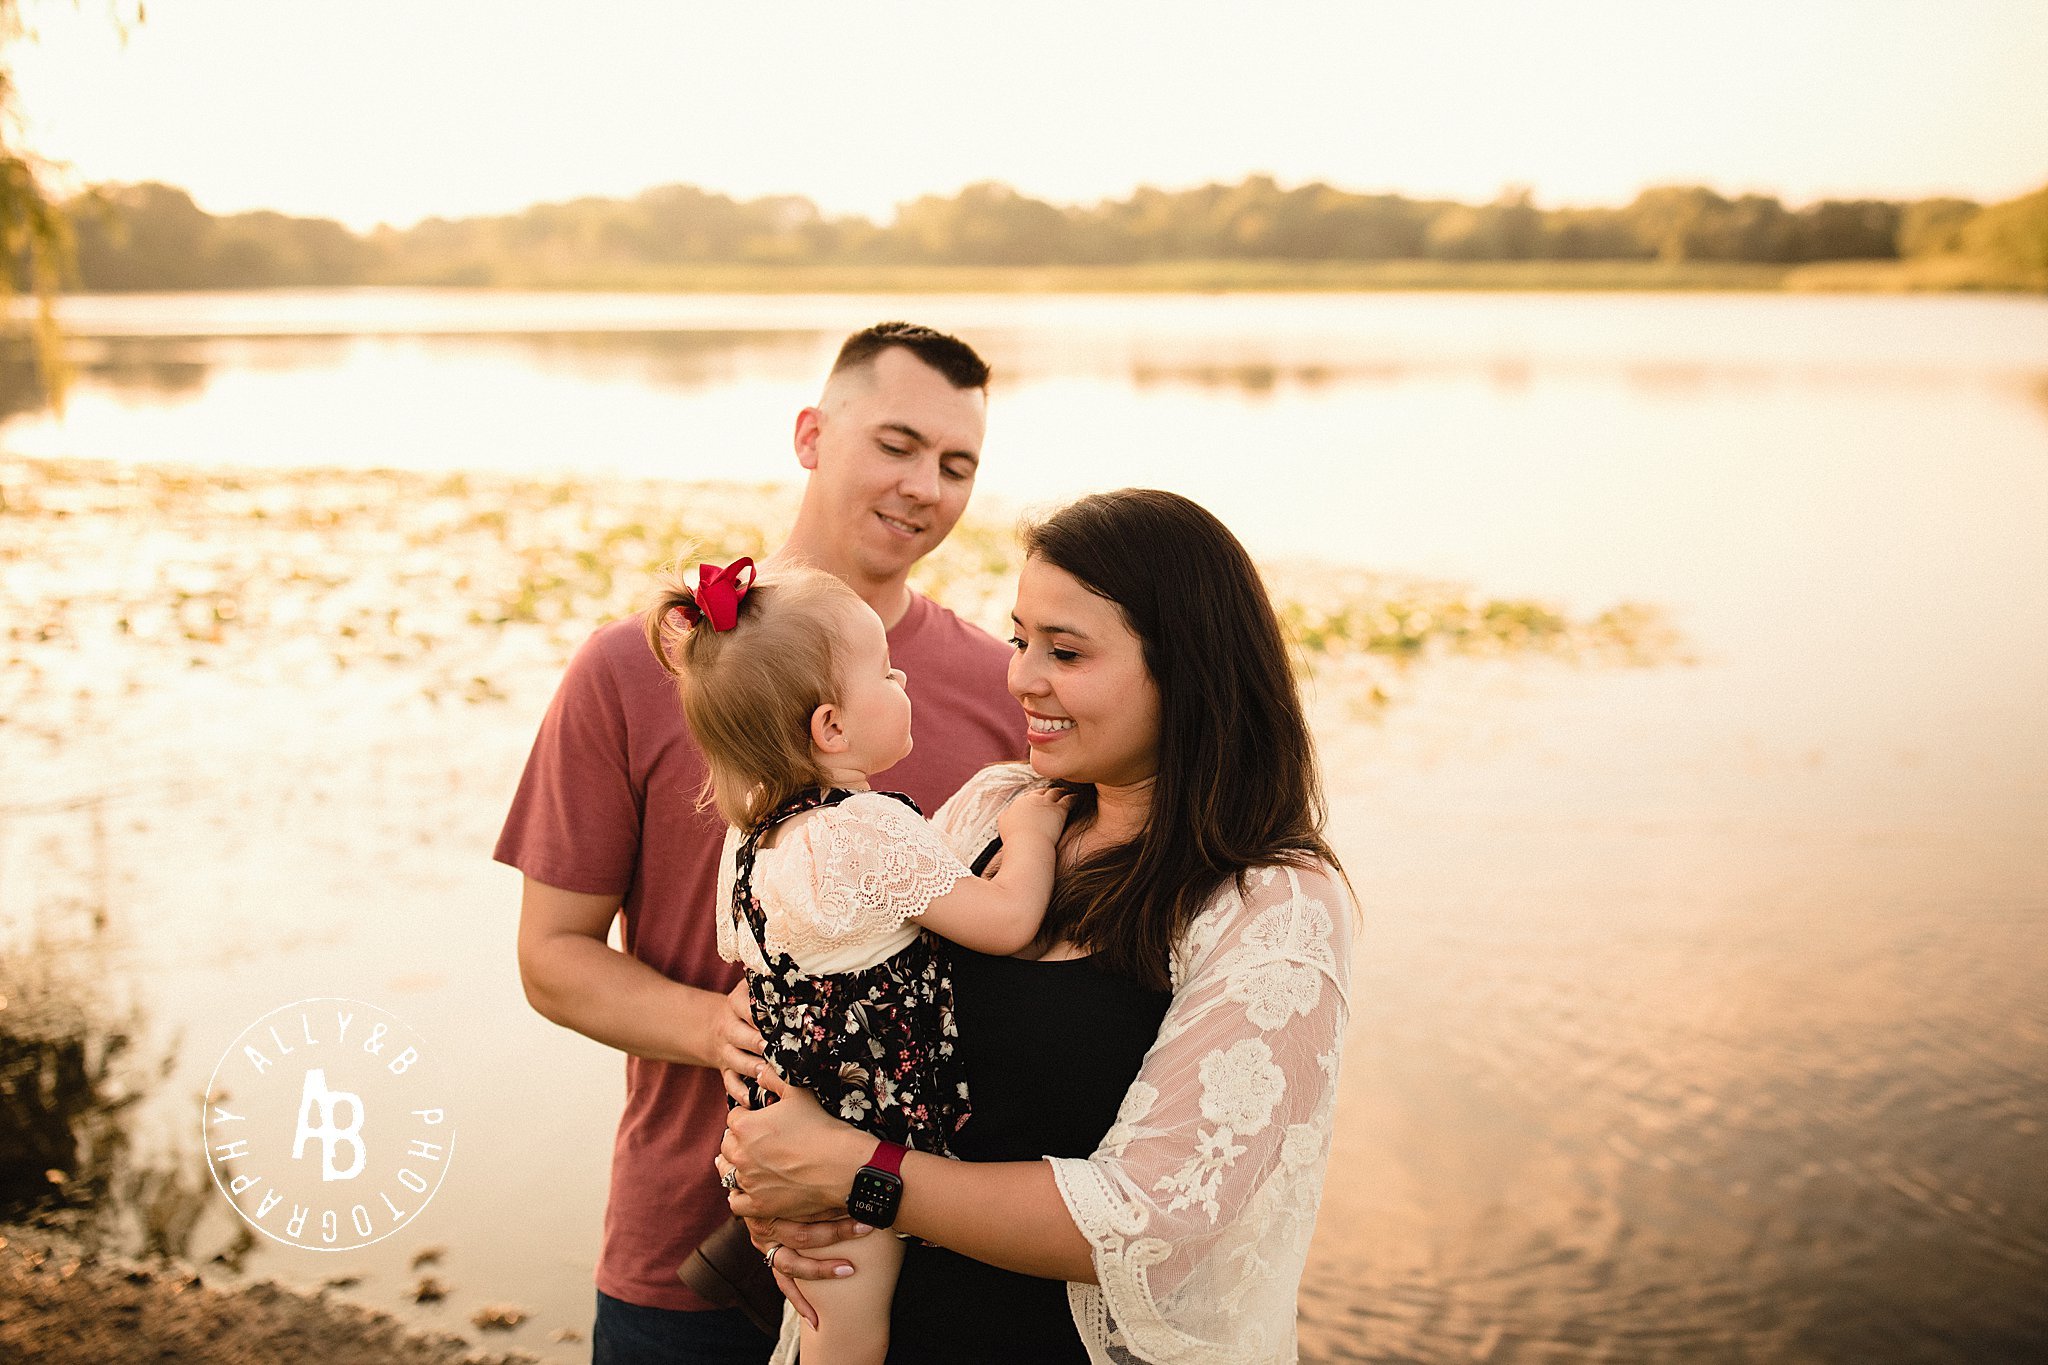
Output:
[1, 1223, 545, 1365]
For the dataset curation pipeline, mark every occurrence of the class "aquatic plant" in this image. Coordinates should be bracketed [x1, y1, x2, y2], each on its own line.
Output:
[1, 457, 1682, 731]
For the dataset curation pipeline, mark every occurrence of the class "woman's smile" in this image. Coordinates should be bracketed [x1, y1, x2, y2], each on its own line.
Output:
[1024, 710, 1076, 743]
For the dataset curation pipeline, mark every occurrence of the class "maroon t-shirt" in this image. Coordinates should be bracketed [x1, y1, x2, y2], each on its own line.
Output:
[495, 591, 1024, 1311]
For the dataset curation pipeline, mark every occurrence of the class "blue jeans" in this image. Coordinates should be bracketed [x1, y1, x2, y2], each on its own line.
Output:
[592, 1290, 775, 1365]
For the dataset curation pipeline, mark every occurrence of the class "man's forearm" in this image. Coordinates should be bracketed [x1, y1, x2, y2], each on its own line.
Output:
[523, 933, 731, 1068]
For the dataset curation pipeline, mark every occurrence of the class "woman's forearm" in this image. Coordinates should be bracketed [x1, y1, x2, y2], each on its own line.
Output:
[895, 1152, 1096, 1283]
[725, 1070, 1099, 1283]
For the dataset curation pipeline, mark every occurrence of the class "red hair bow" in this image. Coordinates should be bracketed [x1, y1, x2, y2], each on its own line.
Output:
[678, 556, 756, 632]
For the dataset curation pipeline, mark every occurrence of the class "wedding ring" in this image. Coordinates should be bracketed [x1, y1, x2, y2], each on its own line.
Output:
[719, 1167, 742, 1193]
[762, 1241, 782, 1270]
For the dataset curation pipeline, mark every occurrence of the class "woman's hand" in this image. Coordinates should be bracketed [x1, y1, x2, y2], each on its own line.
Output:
[720, 1064, 879, 1325]
[710, 1154, 870, 1329]
[722, 1064, 874, 1223]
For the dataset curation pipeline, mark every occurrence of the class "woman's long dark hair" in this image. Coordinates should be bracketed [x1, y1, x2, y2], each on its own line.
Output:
[1027, 489, 1342, 989]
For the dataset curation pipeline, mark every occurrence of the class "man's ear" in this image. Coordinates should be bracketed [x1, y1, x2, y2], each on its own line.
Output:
[794, 407, 824, 472]
[810, 701, 846, 754]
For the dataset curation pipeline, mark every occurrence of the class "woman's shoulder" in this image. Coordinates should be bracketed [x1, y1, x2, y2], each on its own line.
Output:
[1172, 855, 1355, 985]
[1207, 854, 1352, 915]
[932, 761, 1038, 820]
[928, 762, 1041, 860]
[953, 761, 1041, 803]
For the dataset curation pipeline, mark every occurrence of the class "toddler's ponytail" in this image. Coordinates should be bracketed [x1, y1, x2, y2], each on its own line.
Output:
[644, 556, 756, 679]
[644, 577, 703, 681]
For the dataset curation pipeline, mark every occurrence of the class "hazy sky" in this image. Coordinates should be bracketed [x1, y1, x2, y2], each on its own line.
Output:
[15, 0, 2048, 229]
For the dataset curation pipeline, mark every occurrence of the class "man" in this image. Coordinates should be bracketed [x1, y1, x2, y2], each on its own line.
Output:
[497, 323, 1024, 1363]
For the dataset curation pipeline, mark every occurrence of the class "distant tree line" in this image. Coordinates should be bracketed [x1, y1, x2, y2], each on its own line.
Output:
[61, 175, 2048, 289]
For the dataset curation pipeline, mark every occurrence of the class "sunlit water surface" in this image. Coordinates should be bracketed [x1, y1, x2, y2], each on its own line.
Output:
[4, 290, 2047, 1363]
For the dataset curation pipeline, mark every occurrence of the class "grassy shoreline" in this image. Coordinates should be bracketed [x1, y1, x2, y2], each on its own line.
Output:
[56, 257, 2048, 296]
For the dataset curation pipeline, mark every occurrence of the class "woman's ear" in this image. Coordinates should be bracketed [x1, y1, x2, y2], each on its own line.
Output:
[810, 701, 846, 754]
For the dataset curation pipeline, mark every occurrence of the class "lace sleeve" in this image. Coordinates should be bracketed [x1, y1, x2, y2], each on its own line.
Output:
[1048, 862, 1355, 1364]
[929, 762, 1040, 864]
[754, 793, 977, 963]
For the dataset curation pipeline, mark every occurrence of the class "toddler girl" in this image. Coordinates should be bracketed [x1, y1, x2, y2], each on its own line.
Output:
[644, 556, 1066, 1365]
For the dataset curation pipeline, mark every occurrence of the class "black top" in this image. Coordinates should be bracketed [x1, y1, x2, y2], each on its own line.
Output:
[887, 840, 1173, 1364]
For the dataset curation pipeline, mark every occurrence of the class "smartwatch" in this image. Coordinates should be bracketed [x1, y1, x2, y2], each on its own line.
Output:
[846, 1140, 908, 1228]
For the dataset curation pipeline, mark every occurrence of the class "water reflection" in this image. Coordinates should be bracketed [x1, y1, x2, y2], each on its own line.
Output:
[0, 336, 212, 420]
[4, 291, 2046, 1363]
[0, 329, 841, 422]
[1293, 653, 2048, 1362]
[75, 338, 213, 400]
[484, 327, 832, 389]
[13, 329, 1439, 418]
[17, 306, 2034, 434]
[0, 790, 211, 1264]
[0, 977, 139, 1220]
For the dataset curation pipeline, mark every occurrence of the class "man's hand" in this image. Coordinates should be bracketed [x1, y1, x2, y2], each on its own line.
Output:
[708, 981, 767, 1076]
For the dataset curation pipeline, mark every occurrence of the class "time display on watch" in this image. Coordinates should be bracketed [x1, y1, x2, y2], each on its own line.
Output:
[847, 1140, 908, 1228]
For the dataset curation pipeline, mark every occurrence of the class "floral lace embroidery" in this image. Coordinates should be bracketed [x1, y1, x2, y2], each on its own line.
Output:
[1196, 1039, 1287, 1135]
[1047, 859, 1354, 1365]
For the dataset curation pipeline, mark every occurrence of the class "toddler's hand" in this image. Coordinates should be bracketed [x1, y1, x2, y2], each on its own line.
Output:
[998, 785, 1073, 847]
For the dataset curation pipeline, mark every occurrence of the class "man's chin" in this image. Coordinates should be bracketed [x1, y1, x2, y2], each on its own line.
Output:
[860, 544, 923, 582]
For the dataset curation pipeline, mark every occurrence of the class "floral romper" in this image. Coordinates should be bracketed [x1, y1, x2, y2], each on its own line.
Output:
[727, 786, 972, 1154]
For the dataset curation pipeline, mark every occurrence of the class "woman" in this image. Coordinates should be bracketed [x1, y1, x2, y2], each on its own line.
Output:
[721, 489, 1355, 1363]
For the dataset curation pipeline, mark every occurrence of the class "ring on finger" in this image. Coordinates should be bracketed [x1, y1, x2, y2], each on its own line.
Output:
[719, 1167, 742, 1193]
[762, 1241, 782, 1270]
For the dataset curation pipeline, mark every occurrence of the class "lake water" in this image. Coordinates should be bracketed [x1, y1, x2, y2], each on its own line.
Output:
[4, 290, 2047, 1362]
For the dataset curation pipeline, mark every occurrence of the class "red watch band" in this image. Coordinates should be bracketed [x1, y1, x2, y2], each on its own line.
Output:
[866, 1140, 907, 1178]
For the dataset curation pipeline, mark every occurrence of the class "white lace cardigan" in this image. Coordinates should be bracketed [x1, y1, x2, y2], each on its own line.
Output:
[769, 763, 1354, 1364]
[936, 764, 1353, 1364]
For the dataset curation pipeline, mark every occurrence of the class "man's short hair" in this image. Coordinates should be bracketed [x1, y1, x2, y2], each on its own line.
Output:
[830, 321, 991, 391]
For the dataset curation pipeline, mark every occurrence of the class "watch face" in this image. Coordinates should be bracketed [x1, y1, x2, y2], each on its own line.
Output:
[847, 1167, 904, 1227]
